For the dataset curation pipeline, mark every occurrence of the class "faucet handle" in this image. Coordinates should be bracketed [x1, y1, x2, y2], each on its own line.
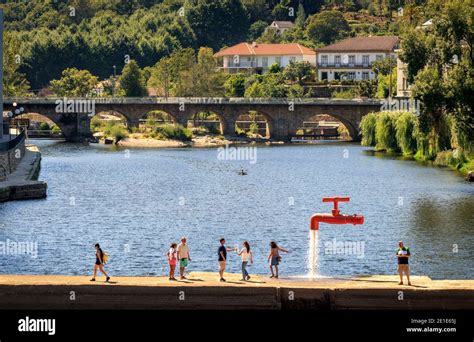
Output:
[322, 197, 350, 215]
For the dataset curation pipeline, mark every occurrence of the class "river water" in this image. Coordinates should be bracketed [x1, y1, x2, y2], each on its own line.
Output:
[1, 140, 473, 279]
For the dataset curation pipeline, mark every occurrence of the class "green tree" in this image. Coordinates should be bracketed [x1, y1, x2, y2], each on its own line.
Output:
[3, 33, 30, 96]
[412, 66, 453, 153]
[50, 68, 98, 97]
[224, 73, 246, 97]
[185, 0, 250, 51]
[295, 3, 306, 28]
[305, 10, 350, 45]
[283, 61, 314, 85]
[194, 47, 225, 96]
[248, 20, 269, 41]
[148, 56, 174, 97]
[118, 60, 148, 97]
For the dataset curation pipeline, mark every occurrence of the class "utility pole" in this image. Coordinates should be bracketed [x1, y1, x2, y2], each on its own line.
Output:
[0, 9, 4, 140]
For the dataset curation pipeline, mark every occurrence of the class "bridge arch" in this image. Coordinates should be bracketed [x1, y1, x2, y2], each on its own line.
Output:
[234, 109, 273, 139]
[188, 110, 227, 135]
[12, 111, 68, 139]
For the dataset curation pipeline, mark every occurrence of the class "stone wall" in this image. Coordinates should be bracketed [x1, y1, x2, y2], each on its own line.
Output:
[0, 135, 26, 181]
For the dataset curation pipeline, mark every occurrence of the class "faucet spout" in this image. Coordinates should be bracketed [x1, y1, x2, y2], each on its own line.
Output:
[310, 197, 364, 230]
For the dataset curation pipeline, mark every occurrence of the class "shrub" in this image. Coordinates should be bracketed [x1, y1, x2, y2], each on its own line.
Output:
[109, 125, 128, 142]
[38, 122, 50, 130]
[153, 124, 192, 141]
[51, 125, 61, 134]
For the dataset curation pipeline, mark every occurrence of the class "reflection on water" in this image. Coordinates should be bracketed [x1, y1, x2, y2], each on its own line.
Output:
[0, 140, 472, 279]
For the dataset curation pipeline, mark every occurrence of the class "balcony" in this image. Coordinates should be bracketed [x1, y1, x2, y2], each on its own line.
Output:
[317, 63, 373, 69]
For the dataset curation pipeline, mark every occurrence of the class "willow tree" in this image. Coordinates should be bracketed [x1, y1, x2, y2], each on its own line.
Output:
[395, 112, 418, 155]
[359, 112, 377, 147]
[375, 112, 398, 152]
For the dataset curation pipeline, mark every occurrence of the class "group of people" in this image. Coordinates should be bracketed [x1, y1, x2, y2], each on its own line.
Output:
[90, 238, 290, 282]
[90, 240, 413, 286]
[166, 237, 289, 282]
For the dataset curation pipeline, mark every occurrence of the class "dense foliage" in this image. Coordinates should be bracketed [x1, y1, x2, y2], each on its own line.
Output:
[2, 0, 415, 92]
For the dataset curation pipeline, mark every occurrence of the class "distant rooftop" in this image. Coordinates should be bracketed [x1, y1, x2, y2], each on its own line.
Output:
[316, 36, 399, 53]
[214, 43, 316, 57]
[270, 21, 296, 29]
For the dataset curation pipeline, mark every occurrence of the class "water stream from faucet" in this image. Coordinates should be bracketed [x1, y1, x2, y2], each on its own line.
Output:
[308, 229, 319, 277]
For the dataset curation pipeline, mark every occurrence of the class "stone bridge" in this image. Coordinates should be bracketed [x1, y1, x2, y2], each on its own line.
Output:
[4, 98, 384, 142]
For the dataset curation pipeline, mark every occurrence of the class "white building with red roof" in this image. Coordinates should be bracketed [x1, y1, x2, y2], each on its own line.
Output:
[214, 42, 316, 74]
[316, 36, 399, 82]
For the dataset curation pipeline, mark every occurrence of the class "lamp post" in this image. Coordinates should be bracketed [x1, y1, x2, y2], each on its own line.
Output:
[112, 65, 117, 97]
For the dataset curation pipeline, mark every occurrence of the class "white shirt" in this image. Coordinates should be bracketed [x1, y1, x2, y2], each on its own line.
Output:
[177, 243, 189, 259]
[168, 248, 177, 260]
[240, 248, 251, 262]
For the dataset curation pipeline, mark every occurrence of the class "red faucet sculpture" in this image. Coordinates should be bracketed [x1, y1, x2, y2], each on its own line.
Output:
[310, 197, 364, 230]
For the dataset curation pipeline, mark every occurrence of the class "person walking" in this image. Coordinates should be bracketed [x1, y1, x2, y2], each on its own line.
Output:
[218, 238, 234, 282]
[177, 237, 191, 280]
[166, 242, 178, 281]
[396, 241, 412, 285]
[237, 241, 253, 281]
[90, 243, 110, 282]
[267, 241, 288, 279]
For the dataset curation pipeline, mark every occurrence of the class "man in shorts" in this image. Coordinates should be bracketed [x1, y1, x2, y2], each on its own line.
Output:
[396, 241, 411, 286]
[177, 237, 191, 280]
[218, 238, 234, 282]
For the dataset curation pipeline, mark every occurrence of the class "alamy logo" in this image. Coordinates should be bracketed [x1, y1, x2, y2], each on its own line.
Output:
[0, 239, 38, 259]
[18, 316, 56, 335]
[55, 97, 95, 117]
[324, 238, 365, 258]
[380, 98, 421, 115]
[217, 144, 257, 164]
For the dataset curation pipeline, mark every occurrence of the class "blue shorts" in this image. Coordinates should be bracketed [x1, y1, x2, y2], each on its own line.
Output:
[270, 256, 280, 266]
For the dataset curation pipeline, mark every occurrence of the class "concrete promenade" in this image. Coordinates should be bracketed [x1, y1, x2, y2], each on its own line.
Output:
[0, 273, 472, 310]
[0, 145, 47, 202]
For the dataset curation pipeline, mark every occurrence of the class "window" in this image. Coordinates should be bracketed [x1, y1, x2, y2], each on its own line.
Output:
[275, 57, 282, 66]
[362, 72, 369, 80]
[335, 55, 341, 65]
[376, 55, 383, 61]
[262, 57, 268, 68]
[362, 55, 369, 65]
[290, 56, 296, 63]
[348, 55, 355, 65]
[321, 72, 328, 80]
[347, 72, 356, 80]
[321, 55, 328, 65]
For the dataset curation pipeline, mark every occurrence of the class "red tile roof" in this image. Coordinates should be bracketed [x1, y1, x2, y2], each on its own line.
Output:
[214, 43, 316, 57]
[316, 36, 399, 52]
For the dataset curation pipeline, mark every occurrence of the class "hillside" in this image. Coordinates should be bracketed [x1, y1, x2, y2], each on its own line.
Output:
[0, 0, 432, 91]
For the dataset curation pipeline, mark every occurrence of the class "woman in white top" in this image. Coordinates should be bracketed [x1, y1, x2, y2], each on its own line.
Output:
[237, 241, 253, 281]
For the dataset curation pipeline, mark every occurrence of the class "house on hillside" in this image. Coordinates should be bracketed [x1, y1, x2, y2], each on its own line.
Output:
[268, 21, 295, 34]
[214, 42, 316, 74]
[316, 36, 399, 82]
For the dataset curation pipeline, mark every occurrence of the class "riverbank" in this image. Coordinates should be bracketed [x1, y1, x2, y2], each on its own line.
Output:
[0, 145, 47, 202]
[0, 273, 472, 310]
[103, 134, 285, 148]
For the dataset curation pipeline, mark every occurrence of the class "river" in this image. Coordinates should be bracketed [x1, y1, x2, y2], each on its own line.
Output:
[0, 140, 473, 279]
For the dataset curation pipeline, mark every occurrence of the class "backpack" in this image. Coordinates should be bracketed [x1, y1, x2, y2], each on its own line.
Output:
[102, 252, 110, 264]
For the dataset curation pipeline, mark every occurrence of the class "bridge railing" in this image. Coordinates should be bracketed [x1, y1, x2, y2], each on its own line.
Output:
[3, 97, 386, 106]
[0, 128, 26, 152]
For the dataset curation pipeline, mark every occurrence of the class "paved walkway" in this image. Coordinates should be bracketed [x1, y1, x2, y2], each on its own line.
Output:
[0, 273, 472, 310]
[0, 145, 47, 201]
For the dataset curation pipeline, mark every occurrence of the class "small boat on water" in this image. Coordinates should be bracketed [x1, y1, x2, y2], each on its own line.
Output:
[238, 169, 248, 176]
